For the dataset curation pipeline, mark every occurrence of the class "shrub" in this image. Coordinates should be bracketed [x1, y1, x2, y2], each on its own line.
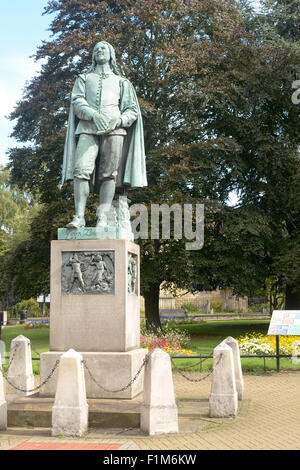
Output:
[180, 303, 200, 314]
[211, 300, 222, 312]
[11, 298, 41, 318]
[140, 324, 193, 356]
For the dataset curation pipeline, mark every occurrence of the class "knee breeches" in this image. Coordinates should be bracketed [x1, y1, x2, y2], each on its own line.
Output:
[73, 133, 124, 181]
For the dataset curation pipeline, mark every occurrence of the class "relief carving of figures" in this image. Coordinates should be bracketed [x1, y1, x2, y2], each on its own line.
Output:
[128, 254, 137, 295]
[90, 254, 112, 292]
[62, 251, 114, 295]
[66, 253, 85, 293]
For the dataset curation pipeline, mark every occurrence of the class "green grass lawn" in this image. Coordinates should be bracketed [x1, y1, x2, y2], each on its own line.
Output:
[2, 319, 299, 374]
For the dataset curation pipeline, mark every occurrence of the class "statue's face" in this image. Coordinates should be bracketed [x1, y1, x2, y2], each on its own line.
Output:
[94, 42, 110, 65]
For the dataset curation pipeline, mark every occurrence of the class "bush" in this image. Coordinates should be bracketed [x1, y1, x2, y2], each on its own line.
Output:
[211, 301, 222, 312]
[140, 323, 193, 355]
[180, 303, 200, 314]
[248, 302, 269, 314]
[11, 298, 41, 318]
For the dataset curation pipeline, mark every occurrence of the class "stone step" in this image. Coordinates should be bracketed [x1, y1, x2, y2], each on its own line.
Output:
[7, 395, 209, 430]
[7, 394, 141, 429]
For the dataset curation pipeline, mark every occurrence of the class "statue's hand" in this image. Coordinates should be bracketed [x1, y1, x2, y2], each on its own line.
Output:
[93, 112, 109, 132]
[108, 118, 122, 130]
[95, 118, 122, 135]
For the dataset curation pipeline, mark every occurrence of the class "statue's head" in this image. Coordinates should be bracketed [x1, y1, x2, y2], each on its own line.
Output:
[88, 41, 120, 75]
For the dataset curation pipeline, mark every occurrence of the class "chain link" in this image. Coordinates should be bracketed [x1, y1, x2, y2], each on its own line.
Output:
[32, 349, 40, 357]
[82, 350, 154, 394]
[173, 356, 211, 370]
[1, 348, 220, 394]
[171, 353, 223, 383]
[0, 360, 60, 393]
[5, 343, 19, 373]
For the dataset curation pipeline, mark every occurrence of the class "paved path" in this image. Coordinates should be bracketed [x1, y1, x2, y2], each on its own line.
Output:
[1, 371, 300, 450]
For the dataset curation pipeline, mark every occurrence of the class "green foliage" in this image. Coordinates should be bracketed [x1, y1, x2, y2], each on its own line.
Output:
[180, 303, 200, 314]
[11, 298, 41, 318]
[0, 167, 40, 307]
[210, 301, 223, 313]
[261, 0, 300, 46]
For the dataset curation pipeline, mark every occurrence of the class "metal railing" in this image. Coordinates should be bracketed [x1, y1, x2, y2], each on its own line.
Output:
[170, 352, 300, 373]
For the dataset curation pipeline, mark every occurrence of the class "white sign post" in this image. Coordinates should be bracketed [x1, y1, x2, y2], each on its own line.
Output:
[268, 310, 300, 372]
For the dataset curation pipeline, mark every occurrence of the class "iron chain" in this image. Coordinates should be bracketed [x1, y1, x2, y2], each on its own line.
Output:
[1, 348, 221, 393]
[6, 343, 19, 373]
[0, 360, 60, 393]
[173, 356, 211, 370]
[171, 353, 223, 383]
[82, 350, 154, 394]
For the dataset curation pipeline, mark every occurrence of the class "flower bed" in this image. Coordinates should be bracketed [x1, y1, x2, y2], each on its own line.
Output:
[140, 326, 193, 356]
[237, 332, 300, 356]
[24, 319, 50, 329]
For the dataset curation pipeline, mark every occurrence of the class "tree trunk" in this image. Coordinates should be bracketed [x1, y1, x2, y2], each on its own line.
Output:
[144, 281, 162, 332]
[285, 285, 300, 309]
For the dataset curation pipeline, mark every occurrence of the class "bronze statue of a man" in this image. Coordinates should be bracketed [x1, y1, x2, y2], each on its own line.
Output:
[61, 41, 147, 229]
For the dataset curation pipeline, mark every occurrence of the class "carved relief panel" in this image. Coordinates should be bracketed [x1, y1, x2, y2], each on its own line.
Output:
[61, 251, 114, 295]
[128, 253, 138, 295]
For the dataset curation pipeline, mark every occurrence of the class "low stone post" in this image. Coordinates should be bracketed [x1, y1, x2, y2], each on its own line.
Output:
[224, 336, 244, 400]
[6, 335, 35, 402]
[209, 342, 238, 418]
[141, 348, 178, 435]
[52, 349, 88, 437]
[0, 353, 7, 430]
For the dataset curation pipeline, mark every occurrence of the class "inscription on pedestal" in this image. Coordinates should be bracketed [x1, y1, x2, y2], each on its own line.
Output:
[128, 253, 138, 295]
[61, 251, 114, 295]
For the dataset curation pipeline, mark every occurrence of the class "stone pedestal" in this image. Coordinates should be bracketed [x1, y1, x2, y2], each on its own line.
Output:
[209, 342, 238, 418]
[6, 335, 35, 402]
[40, 349, 147, 399]
[141, 348, 178, 435]
[40, 238, 147, 398]
[52, 349, 88, 437]
[224, 336, 244, 400]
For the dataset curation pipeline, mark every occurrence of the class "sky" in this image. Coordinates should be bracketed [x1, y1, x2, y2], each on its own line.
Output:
[0, 0, 262, 169]
[0, 0, 54, 166]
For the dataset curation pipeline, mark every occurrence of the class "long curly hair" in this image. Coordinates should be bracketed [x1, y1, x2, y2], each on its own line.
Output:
[87, 41, 121, 75]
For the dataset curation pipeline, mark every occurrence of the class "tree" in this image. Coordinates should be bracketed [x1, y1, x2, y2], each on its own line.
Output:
[7, 0, 245, 329]
[241, 0, 300, 308]
[6, 0, 300, 328]
[261, 0, 300, 44]
[0, 167, 39, 308]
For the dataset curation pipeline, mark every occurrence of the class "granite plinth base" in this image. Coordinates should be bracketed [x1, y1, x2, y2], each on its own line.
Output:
[50, 239, 140, 352]
[40, 349, 147, 399]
